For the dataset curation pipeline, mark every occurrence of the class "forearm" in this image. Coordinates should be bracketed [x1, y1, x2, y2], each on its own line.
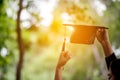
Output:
[55, 67, 62, 80]
[101, 40, 113, 57]
[100, 40, 116, 69]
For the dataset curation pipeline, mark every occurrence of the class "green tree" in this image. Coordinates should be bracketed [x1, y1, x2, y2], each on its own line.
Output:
[102, 0, 120, 48]
[0, 0, 16, 80]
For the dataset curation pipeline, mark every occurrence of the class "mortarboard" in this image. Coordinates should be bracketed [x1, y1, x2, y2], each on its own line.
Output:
[63, 24, 108, 44]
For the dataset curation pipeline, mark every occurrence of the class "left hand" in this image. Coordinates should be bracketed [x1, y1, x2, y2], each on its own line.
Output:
[57, 51, 71, 68]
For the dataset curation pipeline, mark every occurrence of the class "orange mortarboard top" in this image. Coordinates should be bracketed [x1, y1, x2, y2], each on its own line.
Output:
[63, 24, 108, 44]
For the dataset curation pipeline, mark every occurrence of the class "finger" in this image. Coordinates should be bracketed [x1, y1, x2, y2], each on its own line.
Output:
[65, 52, 71, 60]
[61, 51, 66, 56]
[63, 52, 68, 58]
[64, 51, 70, 57]
[61, 51, 71, 60]
[97, 28, 101, 31]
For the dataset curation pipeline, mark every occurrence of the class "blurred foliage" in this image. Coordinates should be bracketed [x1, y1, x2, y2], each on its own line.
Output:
[0, 0, 120, 80]
[102, 0, 120, 48]
[55, 0, 99, 24]
[0, 0, 17, 80]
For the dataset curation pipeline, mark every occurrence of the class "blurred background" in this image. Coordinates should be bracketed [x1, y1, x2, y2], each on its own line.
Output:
[0, 0, 120, 80]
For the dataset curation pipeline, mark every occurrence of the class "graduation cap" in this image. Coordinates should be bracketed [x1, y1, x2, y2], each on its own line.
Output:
[63, 24, 108, 44]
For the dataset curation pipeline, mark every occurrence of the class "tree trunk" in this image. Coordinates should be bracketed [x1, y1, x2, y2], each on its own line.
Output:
[16, 0, 24, 80]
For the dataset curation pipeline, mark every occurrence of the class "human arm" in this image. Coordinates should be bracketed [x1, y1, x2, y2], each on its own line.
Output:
[54, 51, 71, 80]
[96, 28, 116, 69]
[96, 28, 113, 57]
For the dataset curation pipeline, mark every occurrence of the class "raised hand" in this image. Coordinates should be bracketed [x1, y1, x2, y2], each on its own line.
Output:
[56, 51, 71, 69]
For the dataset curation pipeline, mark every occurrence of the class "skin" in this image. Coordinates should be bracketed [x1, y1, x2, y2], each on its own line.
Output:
[96, 28, 113, 57]
[55, 28, 115, 80]
[54, 51, 71, 80]
[96, 28, 115, 80]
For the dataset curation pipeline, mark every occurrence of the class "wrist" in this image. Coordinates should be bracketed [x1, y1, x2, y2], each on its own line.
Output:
[56, 64, 63, 69]
[56, 66, 63, 72]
